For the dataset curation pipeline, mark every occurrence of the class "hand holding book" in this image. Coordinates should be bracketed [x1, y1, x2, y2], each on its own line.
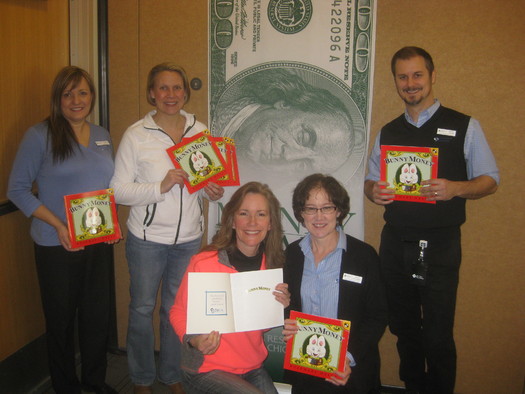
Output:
[327, 357, 351, 387]
[283, 311, 351, 380]
[189, 330, 221, 355]
[380, 145, 439, 204]
[367, 180, 396, 205]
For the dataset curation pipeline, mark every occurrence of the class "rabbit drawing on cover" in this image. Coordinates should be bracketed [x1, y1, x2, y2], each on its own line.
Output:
[396, 162, 421, 192]
[84, 206, 102, 235]
[306, 334, 326, 366]
[190, 150, 211, 177]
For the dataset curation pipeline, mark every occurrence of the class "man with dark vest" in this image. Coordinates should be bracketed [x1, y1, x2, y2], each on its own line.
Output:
[364, 46, 499, 394]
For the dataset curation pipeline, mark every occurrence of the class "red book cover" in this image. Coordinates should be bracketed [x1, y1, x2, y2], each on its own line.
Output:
[64, 188, 121, 248]
[212, 136, 240, 187]
[380, 145, 439, 204]
[166, 131, 228, 193]
[284, 311, 351, 379]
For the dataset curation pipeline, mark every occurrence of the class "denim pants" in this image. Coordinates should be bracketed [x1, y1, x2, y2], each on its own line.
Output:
[126, 232, 201, 385]
[182, 367, 278, 394]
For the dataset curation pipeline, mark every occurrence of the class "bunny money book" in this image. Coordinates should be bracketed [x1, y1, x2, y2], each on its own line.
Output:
[64, 188, 121, 248]
[380, 145, 439, 204]
[166, 130, 229, 193]
[284, 311, 350, 379]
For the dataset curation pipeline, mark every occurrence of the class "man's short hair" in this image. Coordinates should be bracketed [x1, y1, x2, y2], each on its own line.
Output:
[391, 46, 435, 76]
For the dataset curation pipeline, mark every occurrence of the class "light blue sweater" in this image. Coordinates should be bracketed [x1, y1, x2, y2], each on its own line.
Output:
[7, 121, 114, 246]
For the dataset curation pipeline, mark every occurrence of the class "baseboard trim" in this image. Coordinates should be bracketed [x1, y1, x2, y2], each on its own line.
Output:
[0, 335, 51, 393]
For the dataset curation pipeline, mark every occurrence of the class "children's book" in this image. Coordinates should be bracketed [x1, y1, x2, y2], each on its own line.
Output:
[186, 268, 284, 334]
[212, 136, 240, 187]
[64, 188, 121, 248]
[284, 311, 350, 379]
[380, 145, 439, 204]
[166, 131, 228, 193]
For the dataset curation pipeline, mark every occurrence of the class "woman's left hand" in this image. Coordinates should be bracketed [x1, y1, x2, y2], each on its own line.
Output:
[273, 282, 290, 308]
[282, 318, 298, 342]
[204, 182, 224, 201]
[326, 357, 352, 386]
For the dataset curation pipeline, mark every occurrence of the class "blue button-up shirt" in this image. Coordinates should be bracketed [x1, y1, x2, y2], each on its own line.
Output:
[365, 100, 500, 184]
[299, 226, 355, 366]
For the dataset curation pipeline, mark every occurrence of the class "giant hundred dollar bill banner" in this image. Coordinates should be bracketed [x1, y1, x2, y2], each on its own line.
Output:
[208, 0, 375, 244]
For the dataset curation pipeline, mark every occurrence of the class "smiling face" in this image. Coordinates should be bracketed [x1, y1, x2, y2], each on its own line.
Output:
[60, 77, 93, 125]
[234, 103, 352, 173]
[394, 55, 436, 111]
[232, 192, 272, 257]
[301, 187, 340, 241]
[149, 71, 187, 116]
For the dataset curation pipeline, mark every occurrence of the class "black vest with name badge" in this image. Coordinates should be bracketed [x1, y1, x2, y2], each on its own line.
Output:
[380, 105, 470, 228]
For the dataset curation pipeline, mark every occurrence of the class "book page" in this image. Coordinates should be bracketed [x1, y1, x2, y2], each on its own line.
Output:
[230, 268, 284, 332]
[186, 272, 235, 334]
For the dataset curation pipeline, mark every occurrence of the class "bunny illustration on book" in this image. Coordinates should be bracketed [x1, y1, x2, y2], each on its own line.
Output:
[83, 206, 102, 235]
[395, 162, 421, 192]
[305, 334, 327, 366]
[189, 150, 212, 178]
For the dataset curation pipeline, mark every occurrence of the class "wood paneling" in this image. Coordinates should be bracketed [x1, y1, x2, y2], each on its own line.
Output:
[0, 210, 45, 361]
[0, 0, 69, 202]
[0, 0, 69, 361]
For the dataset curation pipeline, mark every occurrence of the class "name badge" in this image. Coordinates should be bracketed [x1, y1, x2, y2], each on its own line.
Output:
[342, 273, 362, 284]
[95, 140, 110, 146]
[436, 128, 456, 137]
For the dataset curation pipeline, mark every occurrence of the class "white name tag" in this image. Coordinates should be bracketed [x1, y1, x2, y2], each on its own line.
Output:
[95, 140, 111, 146]
[342, 273, 362, 284]
[436, 128, 456, 137]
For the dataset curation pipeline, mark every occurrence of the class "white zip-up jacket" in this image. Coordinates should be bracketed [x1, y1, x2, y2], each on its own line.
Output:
[111, 109, 207, 244]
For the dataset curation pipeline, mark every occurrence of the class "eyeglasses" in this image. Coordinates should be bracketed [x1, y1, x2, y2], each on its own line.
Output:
[302, 206, 337, 215]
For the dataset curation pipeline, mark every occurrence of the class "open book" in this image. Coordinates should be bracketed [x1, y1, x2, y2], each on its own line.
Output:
[186, 268, 284, 334]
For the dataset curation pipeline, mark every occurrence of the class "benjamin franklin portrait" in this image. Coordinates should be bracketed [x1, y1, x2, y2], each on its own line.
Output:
[211, 64, 366, 181]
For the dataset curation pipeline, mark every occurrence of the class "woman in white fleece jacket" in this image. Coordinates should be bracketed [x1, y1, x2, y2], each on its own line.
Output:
[110, 63, 224, 394]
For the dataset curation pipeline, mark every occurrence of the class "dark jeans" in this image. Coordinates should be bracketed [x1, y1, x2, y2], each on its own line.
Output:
[379, 225, 461, 394]
[35, 242, 112, 394]
[181, 367, 278, 394]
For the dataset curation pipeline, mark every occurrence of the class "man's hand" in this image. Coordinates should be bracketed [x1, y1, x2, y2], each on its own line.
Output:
[421, 175, 498, 201]
[364, 180, 395, 205]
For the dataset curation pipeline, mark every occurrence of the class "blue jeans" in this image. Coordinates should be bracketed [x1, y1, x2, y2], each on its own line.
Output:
[126, 232, 201, 385]
[182, 367, 278, 394]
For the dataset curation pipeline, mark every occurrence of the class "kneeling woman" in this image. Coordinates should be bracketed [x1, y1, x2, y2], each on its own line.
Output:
[170, 182, 290, 394]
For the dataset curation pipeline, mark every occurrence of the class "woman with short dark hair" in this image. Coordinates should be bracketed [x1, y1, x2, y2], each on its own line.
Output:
[283, 174, 387, 393]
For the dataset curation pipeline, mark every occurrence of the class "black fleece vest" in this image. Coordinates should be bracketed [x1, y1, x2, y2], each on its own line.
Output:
[380, 106, 470, 228]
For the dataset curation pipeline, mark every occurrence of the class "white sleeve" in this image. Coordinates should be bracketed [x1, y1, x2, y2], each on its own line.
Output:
[110, 130, 165, 206]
